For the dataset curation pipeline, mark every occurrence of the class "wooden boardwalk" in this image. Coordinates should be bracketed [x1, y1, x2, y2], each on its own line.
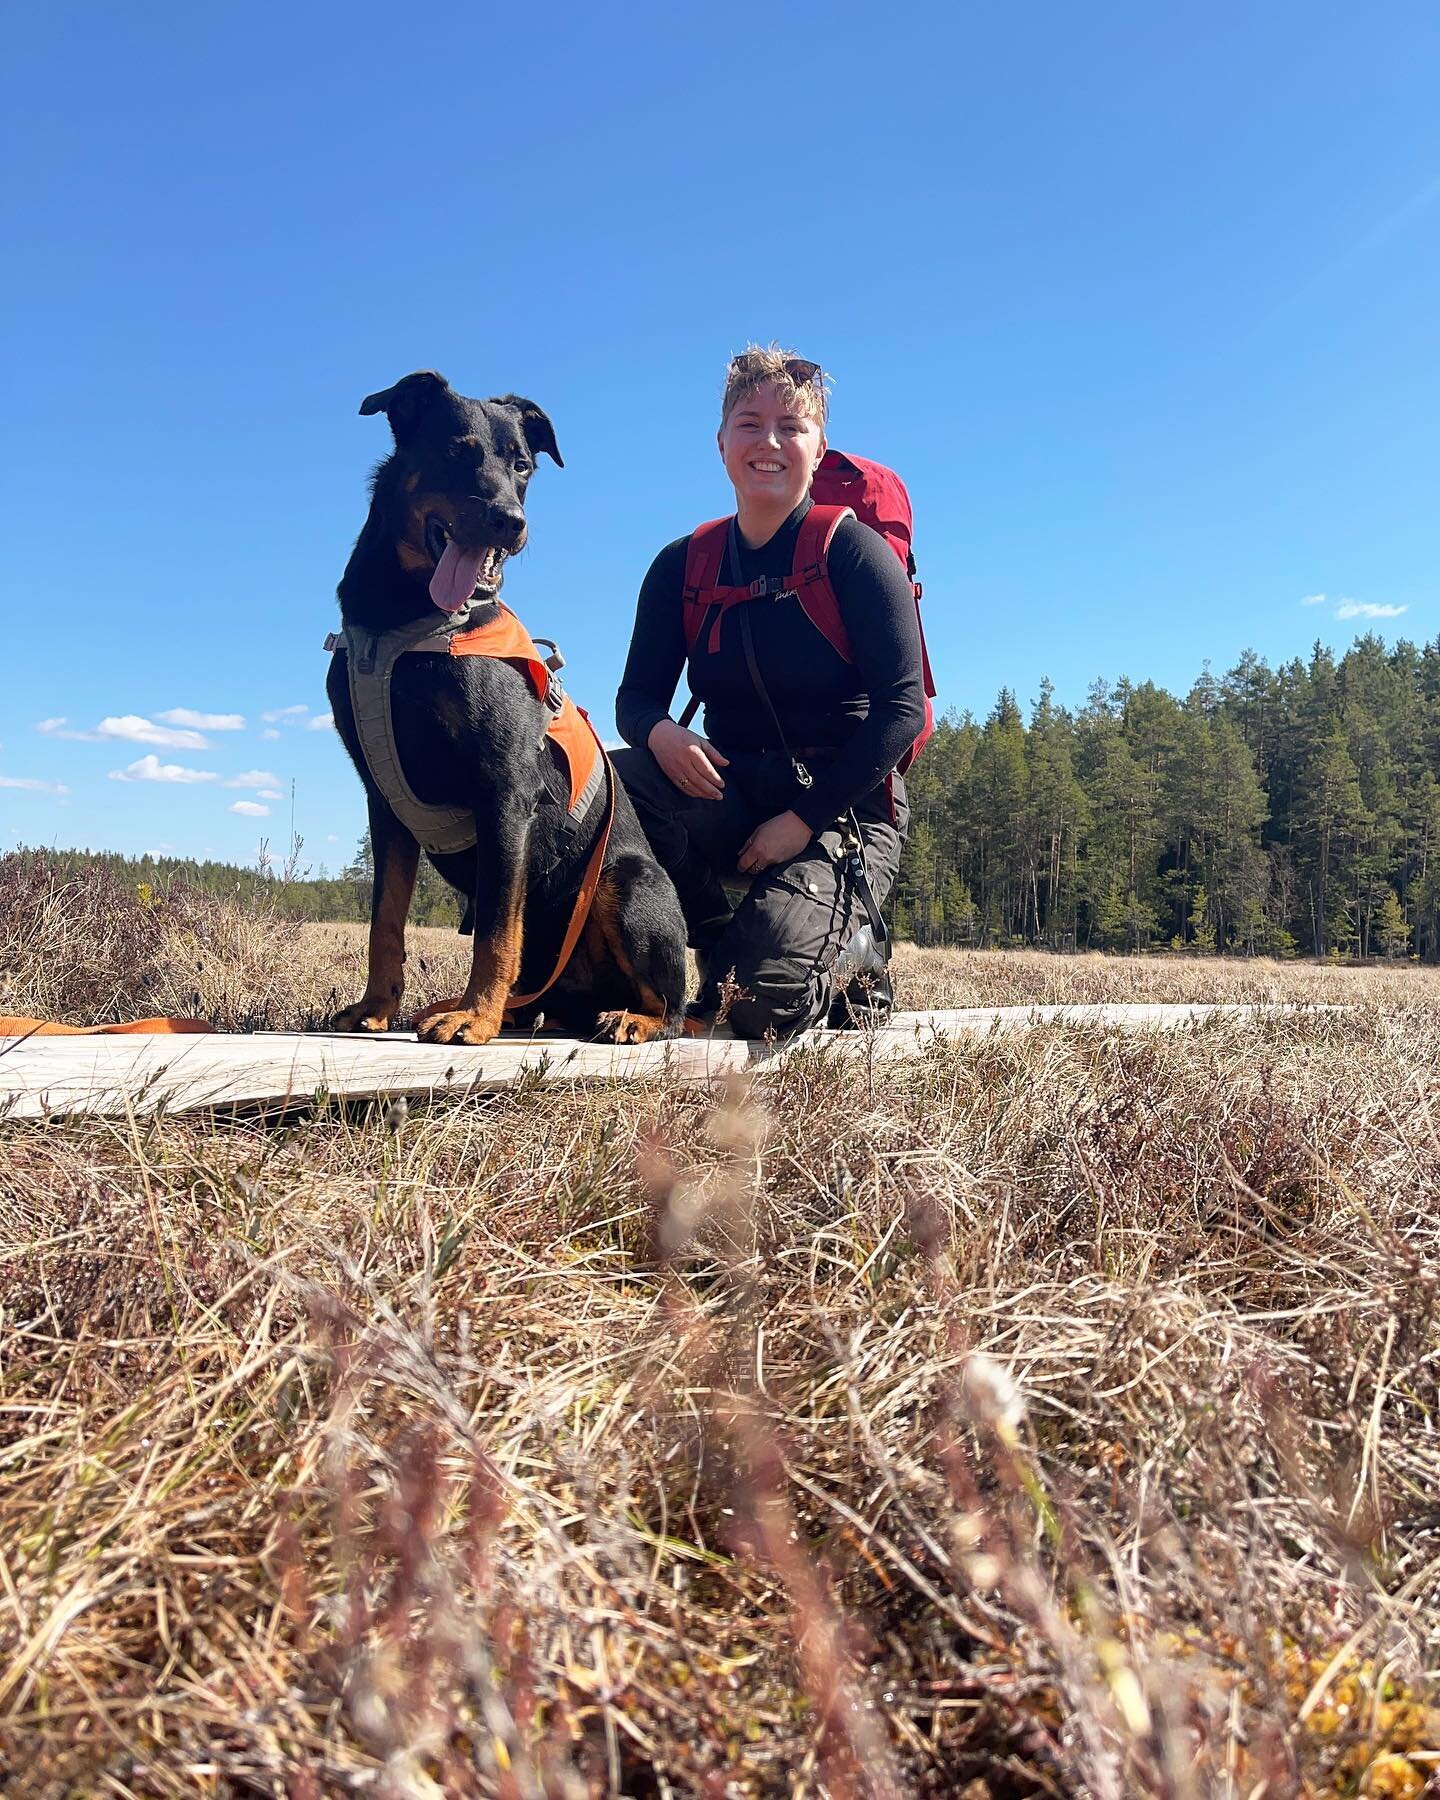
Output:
[0, 1004, 1326, 1121]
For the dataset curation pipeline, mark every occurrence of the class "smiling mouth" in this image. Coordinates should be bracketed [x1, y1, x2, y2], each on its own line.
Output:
[749, 460, 787, 474]
[424, 517, 508, 613]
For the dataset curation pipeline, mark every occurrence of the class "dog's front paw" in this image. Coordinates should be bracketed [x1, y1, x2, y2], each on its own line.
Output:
[331, 998, 396, 1033]
[418, 1008, 500, 1047]
[597, 1009, 672, 1045]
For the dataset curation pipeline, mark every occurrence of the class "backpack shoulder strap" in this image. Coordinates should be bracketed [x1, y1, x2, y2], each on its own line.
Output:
[790, 503, 855, 664]
[681, 518, 733, 654]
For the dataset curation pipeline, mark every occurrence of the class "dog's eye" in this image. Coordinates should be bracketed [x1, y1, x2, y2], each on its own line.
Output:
[512, 455, 531, 473]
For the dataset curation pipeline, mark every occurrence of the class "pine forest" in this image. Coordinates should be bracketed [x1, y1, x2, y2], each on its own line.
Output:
[894, 632, 1440, 959]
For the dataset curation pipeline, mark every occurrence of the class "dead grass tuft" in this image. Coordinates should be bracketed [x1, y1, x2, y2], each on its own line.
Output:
[0, 852, 472, 1031]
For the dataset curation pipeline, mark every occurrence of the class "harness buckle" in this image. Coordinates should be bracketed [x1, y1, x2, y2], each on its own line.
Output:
[323, 631, 343, 654]
[533, 636, 566, 673]
[748, 576, 769, 599]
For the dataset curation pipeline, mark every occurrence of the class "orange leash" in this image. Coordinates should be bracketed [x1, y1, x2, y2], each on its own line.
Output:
[0, 1016, 216, 1036]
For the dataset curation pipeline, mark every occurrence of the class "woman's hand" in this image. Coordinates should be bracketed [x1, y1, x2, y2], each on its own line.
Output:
[737, 810, 812, 875]
[648, 719, 730, 800]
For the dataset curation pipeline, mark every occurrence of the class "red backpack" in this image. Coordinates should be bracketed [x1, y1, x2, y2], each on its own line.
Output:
[679, 449, 936, 770]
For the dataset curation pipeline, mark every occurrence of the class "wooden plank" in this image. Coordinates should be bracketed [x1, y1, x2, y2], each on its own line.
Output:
[0, 1004, 1328, 1121]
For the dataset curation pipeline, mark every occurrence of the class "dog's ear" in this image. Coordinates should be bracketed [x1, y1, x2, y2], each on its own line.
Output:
[359, 371, 450, 442]
[494, 394, 564, 468]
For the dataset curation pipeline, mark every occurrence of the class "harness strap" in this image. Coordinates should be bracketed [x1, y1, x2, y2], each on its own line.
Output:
[337, 611, 481, 855]
[786, 505, 854, 662]
[412, 721, 616, 1024]
[504, 731, 615, 1012]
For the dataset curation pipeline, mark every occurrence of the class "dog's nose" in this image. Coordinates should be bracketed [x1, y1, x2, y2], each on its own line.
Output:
[490, 504, 527, 543]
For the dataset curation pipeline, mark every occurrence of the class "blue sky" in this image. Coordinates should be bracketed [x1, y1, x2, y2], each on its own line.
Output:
[3, 1, 1438, 868]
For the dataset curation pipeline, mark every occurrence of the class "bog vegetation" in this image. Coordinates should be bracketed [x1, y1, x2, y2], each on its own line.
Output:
[2, 854, 1438, 1797]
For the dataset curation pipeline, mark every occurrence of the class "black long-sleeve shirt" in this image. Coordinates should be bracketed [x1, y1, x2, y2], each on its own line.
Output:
[616, 500, 926, 831]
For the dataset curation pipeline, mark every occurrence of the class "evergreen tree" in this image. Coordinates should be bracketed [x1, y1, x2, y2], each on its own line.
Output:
[1376, 889, 1410, 959]
[1299, 720, 1364, 955]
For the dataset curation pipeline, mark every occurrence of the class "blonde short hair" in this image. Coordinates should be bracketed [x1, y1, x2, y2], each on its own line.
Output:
[720, 344, 829, 428]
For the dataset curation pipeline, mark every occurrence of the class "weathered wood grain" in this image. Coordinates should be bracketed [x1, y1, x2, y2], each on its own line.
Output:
[0, 1004, 1330, 1120]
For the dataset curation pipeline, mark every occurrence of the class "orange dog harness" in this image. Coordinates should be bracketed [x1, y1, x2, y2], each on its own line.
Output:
[445, 606, 602, 814]
[327, 601, 613, 1014]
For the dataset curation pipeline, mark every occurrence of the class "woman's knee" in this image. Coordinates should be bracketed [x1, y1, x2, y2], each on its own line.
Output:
[720, 952, 827, 1041]
[610, 745, 663, 811]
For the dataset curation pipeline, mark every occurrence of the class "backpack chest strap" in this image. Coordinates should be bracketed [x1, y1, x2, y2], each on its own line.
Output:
[679, 506, 855, 657]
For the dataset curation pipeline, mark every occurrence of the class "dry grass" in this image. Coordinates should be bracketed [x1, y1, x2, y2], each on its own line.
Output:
[894, 944, 1440, 1011]
[2, 857, 1439, 1796]
[0, 855, 473, 1032]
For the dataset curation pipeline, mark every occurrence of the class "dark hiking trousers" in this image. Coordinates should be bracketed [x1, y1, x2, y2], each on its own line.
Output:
[611, 745, 907, 1041]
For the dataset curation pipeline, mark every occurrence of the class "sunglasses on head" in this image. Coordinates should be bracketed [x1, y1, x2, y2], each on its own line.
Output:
[730, 354, 824, 389]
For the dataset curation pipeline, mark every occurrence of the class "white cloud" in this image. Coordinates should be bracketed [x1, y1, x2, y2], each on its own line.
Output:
[0, 774, 70, 795]
[258, 788, 283, 800]
[224, 768, 281, 790]
[262, 704, 310, 725]
[260, 728, 281, 741]
[1335, 599, 1408, 620]
[108, 755, 219, 784]
[157, 708, 246, 731]
[97, 715, 210, 750]
[1301, 593, 1327, 607]
[306, 713, 335, 731]
[39, 714, 209, 747]
[229, 800, 270, 817]
[326, 833, 340, 843]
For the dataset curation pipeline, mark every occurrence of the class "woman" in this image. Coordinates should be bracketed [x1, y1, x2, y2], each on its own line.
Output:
[612, 346, 926, 1039]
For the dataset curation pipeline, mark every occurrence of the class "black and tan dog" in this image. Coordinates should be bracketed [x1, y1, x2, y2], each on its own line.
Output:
[326, 370, 686, 1046]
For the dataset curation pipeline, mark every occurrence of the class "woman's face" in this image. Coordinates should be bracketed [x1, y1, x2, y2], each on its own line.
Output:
[717, 381, 826, 516]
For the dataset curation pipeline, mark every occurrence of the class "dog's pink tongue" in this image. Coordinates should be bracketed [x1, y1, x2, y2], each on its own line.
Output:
[429, 541, 484, 613]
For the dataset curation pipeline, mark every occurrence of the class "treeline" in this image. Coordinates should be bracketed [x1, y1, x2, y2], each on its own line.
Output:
[31, 629, 1440, 960]
[22, 841, 461, 927]
[895, 633, 1440, 958]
